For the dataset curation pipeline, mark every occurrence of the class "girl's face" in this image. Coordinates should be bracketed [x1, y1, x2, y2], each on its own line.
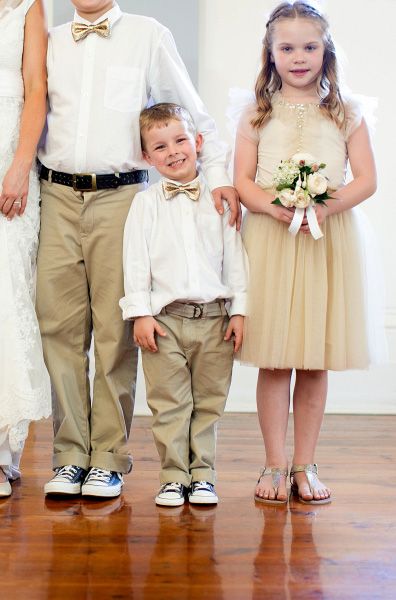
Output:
[271, 18, 325, 97]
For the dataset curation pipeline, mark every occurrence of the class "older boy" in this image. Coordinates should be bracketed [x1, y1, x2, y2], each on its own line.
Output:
[119, 104, 248, 506]
[38, 1, 238, 498]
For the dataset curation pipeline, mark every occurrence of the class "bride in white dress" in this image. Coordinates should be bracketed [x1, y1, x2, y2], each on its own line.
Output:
[0, 0, 51, 496]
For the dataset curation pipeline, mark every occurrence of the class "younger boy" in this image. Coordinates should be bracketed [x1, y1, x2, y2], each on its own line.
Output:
[119, 104, 248, 506]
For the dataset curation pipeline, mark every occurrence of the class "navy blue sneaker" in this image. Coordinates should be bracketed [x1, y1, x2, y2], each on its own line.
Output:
[44, 465, 87, 495]
[188, 481, 218, 504]
[81, 468, 124, 498]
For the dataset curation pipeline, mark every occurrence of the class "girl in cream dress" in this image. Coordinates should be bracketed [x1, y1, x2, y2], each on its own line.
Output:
[234, 2, 381, 505]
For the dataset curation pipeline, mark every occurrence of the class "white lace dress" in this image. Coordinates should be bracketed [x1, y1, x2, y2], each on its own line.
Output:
[0, 0, 51, 478]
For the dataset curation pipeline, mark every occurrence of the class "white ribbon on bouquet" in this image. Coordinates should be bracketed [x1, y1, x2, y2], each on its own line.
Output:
[288, 203, 323, 240]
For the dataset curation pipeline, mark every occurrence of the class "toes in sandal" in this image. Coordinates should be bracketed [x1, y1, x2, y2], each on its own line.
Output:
[290, 464, 332, 505]
[254, 466, 288, 505]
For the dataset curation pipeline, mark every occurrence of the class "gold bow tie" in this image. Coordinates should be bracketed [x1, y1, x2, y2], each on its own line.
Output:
[71, 19, 110, 42]
[163, 180, 201, 202]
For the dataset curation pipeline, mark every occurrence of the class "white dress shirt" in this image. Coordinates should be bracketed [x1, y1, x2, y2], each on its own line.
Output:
[119, 173, 248, 319]
[38, 3, 230, 191]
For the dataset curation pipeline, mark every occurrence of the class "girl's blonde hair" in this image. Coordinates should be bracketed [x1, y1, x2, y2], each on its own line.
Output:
[252, 1, 345, 129]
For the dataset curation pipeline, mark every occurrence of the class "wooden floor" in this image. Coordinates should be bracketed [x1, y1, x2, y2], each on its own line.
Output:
[1, 415, 395, 600]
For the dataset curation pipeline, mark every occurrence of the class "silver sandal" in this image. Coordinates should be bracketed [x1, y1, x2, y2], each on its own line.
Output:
[254, 466, 288, 505]
[290, 464, 332, 505]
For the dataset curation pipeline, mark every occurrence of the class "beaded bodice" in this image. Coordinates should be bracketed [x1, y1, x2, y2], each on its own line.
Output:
[255, 92, 359, 191]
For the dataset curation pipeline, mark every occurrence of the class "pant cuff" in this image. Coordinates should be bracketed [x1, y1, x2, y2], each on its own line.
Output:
[53, 451, 91, 471]
[190, 468, 216, 484]
[160, 469, 191, 487]
[90, 450, 133, 474]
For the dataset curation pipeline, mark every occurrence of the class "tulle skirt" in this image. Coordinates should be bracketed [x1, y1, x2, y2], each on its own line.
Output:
[240, 208, 386, 371]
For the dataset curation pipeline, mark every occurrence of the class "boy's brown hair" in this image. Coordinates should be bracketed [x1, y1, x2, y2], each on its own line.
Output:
[140, 103, 196, 150]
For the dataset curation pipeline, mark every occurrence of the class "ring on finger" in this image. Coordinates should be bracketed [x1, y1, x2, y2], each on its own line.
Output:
[13, 199, 22, 207]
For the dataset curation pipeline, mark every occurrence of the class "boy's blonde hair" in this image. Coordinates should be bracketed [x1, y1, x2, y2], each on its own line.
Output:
[253, 1, 345, 130]
[140, 103, 196, 150]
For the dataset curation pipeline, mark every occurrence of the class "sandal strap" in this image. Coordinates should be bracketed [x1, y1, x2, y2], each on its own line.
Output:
[290, 463, 318, 477]
[290, 464, 319, 494]
[258, 466, 288, 492]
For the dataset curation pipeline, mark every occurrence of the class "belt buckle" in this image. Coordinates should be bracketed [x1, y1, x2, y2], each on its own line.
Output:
[190, 303, 203, 319]
[72, 173, 97, 192]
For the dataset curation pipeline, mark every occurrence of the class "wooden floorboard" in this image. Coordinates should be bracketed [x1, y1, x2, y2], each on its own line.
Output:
[1, 415, 395, 599]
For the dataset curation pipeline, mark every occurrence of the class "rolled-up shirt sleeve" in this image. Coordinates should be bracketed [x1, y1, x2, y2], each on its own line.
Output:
[119, 193, 153, 320]
[149, 28, 231, 191]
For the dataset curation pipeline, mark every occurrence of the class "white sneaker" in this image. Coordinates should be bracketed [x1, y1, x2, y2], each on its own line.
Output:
[155, 482, 186, 507]
[44, 465, 87, 496]
[0, 480, 12, 497]
[81, 468, 123, 498]
[188, 481, 218, 504]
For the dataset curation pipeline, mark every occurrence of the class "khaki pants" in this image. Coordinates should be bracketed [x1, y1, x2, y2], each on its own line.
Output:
[36, 180, 143, 473]
[142, 312, 234, 487]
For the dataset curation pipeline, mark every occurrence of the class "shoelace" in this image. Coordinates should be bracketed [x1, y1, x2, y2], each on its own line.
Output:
[192, 481, 214, 492]
[56, 465, 79, 480]
[86, 468, 112, 483]
[161, 482, 183, 493]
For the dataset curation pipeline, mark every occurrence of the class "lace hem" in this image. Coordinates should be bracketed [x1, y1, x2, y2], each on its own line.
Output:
[0, 387, 51, 452]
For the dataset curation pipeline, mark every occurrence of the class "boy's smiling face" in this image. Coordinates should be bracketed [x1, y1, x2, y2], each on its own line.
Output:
[142, 119, 203, 184]
[71, 1, 114, 22]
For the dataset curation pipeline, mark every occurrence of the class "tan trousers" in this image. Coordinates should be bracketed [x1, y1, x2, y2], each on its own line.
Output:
[142, 313, 234, 487]
[36, 180, 144, 473]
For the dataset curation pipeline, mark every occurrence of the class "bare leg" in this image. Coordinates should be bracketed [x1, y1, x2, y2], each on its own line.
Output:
[292, 370, 331, 501]
[255, 368, 292, 501]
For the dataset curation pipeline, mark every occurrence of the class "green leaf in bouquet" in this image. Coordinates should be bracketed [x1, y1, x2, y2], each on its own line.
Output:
[272, 198, 282, 205]
[276, 181, 297, 191]
[315, 192, 332, 202]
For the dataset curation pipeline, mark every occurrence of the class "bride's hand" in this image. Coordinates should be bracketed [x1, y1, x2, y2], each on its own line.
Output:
[0, 159, 30, 220]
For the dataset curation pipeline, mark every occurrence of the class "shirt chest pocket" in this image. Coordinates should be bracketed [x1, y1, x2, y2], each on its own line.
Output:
[198, 214, 224, 266]
[104, 66, 144, 113]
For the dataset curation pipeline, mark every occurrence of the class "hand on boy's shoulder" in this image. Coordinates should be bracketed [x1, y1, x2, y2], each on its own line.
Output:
[211, 186, 241, 230]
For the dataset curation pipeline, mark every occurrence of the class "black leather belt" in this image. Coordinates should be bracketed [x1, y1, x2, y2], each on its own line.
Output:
[39, 164, 148, 191]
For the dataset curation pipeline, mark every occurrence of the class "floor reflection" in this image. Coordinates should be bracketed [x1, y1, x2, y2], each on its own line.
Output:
[44, 495, 134, 599]
[253, 500, 329, 599]
[143, 504, 224, 599]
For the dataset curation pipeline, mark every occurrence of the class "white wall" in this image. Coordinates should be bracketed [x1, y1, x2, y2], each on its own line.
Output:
[198, 0, 396, 414]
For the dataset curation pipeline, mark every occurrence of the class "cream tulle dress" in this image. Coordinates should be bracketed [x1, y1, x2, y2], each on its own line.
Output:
[239, 91, 380, 371]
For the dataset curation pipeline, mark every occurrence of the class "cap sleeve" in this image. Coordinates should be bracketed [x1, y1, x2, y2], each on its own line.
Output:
[344, 96, 364, 140]
[237, 105, 260, 145]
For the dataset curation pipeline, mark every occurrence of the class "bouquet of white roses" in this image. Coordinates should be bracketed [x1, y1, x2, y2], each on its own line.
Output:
[271, 153, 331, 239]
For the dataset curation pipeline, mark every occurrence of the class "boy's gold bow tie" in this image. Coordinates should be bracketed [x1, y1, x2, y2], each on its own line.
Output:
[71, 19, 110, 42]
[162, 180, 201, 202]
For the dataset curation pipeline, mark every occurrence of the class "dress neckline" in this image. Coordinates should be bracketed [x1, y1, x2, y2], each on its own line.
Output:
[274, 91, 321, 109]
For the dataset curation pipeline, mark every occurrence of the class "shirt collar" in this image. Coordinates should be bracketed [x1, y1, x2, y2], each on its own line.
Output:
[162, 171, 204, 188]
[73, 2, 122, 27]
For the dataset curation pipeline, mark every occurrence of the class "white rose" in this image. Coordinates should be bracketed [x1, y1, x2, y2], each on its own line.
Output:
[307, 173, 328, 196]
[291, 152, 317, 166]
[294, 189, 311, 208]
[278, 189, 296, 208]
